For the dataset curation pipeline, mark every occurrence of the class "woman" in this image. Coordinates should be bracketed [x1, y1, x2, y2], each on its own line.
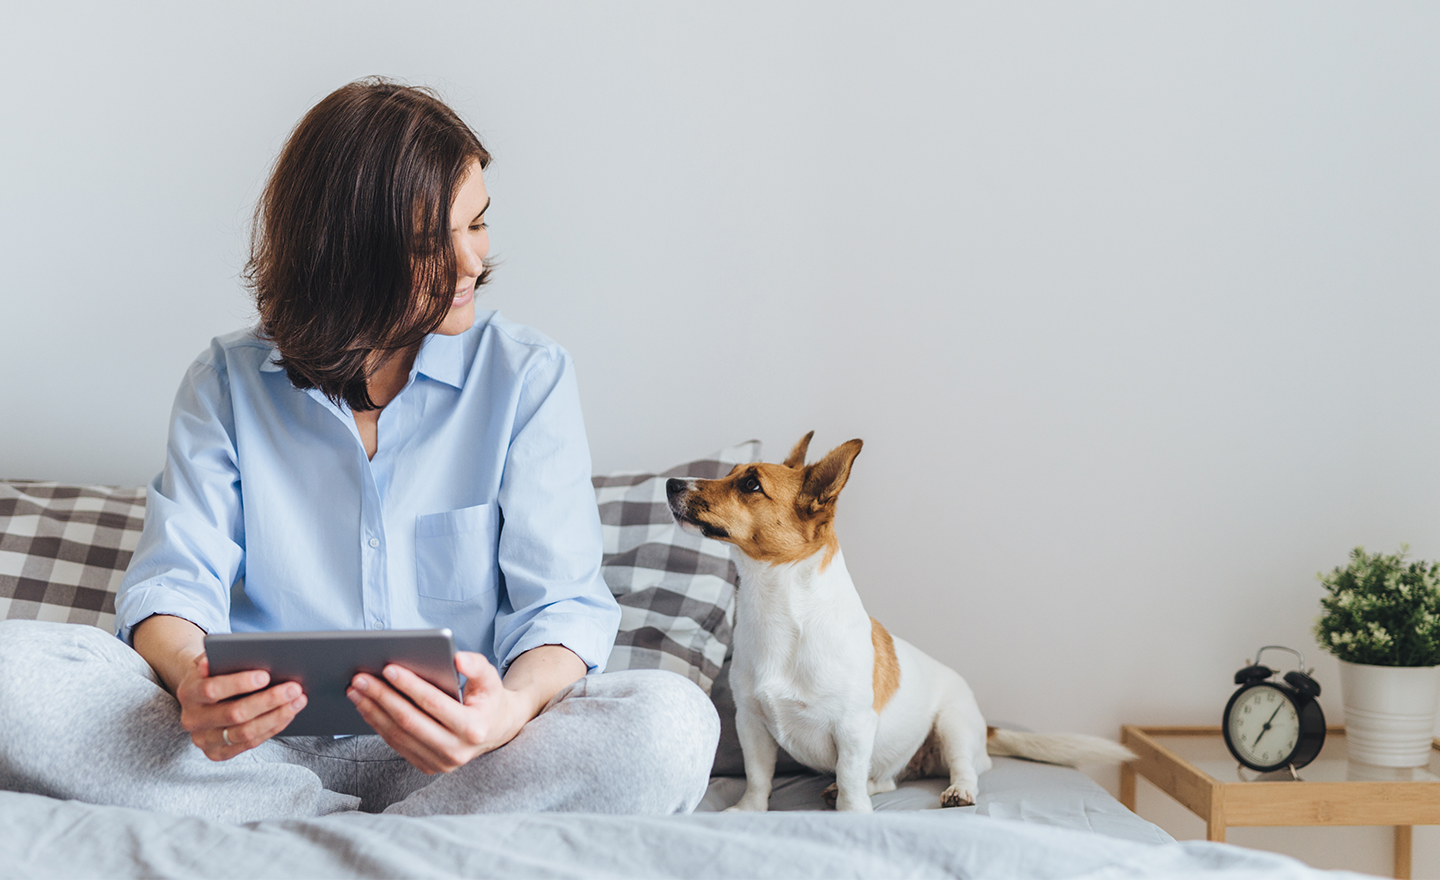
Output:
[0, 79, 718, 821]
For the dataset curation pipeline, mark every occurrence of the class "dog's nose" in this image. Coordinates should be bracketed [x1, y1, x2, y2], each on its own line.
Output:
[665, 478, 686, 498]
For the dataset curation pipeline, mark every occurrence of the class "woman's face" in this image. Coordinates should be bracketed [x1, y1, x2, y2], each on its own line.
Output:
[434, 159, 490, 337]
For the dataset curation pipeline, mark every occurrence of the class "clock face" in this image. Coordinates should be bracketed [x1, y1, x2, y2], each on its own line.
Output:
[1227, 683, 1301, 769]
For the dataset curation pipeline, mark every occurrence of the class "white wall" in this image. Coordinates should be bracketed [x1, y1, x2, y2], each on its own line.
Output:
[4, 3, 1439, 874]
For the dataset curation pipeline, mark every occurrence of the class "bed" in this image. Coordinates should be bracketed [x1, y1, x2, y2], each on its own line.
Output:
[0, 444, 1370, 878]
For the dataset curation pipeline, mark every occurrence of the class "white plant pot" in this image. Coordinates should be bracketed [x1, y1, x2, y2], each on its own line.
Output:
[1337, 659, 1440, 767]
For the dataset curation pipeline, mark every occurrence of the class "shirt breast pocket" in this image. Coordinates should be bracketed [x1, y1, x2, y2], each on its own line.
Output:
[415, 503, 500, 602]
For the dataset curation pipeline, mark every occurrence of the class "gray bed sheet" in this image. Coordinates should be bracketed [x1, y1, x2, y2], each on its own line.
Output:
[700, 757, 1172, 846]
[1, 759, 1373, 879]
[0, 790, 1369, 880]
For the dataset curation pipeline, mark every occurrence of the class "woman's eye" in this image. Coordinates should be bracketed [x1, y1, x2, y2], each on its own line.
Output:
[742, 477, 761, 493]
[470, 222, 487, 231]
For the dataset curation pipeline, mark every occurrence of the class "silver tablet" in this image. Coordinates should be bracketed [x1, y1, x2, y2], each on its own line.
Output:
[204, 628, 461, 737]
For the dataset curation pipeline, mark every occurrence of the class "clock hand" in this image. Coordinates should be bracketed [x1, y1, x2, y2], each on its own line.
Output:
[1251, 703, 1285, 747]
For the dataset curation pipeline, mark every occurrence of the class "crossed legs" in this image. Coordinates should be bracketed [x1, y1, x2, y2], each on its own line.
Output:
[0, 621, 718, 822]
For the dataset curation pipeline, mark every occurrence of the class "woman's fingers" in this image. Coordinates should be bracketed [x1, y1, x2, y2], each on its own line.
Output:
[347, 678, 451, 773]
[183, 679, 304, 732]
[175, 657, 308, 761]
[207, 692, 308, 759]
[348, 657, 535, 774]
[353, 701, 445, 774]
[181, 667, 271, 708]
[377, 664, 468, 729]
[349, 672, 454, 741]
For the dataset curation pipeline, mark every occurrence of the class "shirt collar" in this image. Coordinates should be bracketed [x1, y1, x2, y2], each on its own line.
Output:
[412, 332, 465, 389]
[259, 333, 284, 373]
[257, 332, 465, 389]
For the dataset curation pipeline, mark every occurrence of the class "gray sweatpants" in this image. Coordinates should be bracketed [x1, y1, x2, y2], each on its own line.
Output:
[0, 620, 719, 823]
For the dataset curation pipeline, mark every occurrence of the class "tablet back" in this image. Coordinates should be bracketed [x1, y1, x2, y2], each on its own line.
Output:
[205, 629, 460, 736]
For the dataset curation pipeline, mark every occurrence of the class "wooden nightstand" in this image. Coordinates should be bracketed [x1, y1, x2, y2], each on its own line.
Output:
[1120, 725, 1440, 879]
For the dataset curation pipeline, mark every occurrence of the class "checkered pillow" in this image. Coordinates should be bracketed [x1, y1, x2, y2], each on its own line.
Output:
[594, 440, 761, 693]
[0, 482, 145, 631]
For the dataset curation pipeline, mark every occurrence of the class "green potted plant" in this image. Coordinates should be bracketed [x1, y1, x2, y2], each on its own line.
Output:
[1314, 545, 1440, 767]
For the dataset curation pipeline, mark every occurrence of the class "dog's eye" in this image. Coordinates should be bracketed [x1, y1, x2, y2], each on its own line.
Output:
[741, 476, 762, 494]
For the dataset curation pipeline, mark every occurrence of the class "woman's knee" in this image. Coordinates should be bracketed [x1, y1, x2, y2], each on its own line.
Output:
[582, 669, 721, 794]
[0, 621, 155, 735]
[0, 619, 142, 671]
[1, 619, 94, 678]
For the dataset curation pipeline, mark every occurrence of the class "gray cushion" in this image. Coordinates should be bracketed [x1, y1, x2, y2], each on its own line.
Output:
[0, 481, 143, 631]
[593, 440, 760, 693]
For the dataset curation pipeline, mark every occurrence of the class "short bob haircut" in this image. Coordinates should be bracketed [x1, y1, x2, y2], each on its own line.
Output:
[244, 78, 492, 412]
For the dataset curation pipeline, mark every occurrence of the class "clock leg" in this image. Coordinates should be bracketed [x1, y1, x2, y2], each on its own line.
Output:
[1394, 825, 1411, 880]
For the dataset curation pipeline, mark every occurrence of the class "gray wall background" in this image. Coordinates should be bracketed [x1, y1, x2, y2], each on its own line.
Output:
[3, 2, 1438, 873]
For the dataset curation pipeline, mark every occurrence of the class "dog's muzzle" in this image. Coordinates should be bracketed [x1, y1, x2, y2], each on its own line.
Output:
[665, 478, 711, 537]
[665, 478, 696, 525]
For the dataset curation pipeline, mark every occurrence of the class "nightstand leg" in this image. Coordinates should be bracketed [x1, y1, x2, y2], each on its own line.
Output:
[1120, 763, 1136, 811]
[1207, 790, 1226, 843]
[1394, 825, 1411, 880]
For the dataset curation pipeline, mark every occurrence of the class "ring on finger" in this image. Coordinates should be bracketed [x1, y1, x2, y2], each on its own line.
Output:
[222, 727, 233, 747]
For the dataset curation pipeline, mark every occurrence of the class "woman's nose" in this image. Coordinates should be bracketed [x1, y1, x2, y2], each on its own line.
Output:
[456, 237, 488, 278]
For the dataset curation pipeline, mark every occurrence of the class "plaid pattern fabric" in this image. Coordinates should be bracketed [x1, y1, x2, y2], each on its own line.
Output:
[0, 482, 146, 632]
[594, 440, 761, 694]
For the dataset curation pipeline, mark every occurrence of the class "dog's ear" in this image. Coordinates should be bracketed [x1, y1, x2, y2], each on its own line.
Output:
[801, 439, 862, 513]
[783, 431, 815, 469]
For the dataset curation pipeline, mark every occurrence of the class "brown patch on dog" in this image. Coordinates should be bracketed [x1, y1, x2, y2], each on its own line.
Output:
[902, 726, 989, 808]
[899, 727, 946, 782]
[666, 434, 863, 568]
[987, 726, 997, 740]
[871, 618, 901, 712]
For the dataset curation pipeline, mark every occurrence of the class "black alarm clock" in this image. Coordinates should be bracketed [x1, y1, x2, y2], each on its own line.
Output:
[1222, 645, 1326, 773]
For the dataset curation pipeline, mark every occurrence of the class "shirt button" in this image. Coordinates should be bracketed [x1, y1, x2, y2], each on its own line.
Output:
[368, 537, 380, 548]
[372, 620, 384, 630]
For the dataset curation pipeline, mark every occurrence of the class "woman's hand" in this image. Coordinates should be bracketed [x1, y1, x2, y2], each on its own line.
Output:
[133, 613, 308, 761]
[175, 654, 308, 761]
[348, 646, 584, 774]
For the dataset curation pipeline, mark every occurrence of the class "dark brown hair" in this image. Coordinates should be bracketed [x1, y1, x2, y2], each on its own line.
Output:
[244, 78, 492, 411]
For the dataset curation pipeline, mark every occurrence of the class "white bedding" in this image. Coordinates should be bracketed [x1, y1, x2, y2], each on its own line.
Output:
[0, 759, 1372, 879]
[0, 791, 1366, 880]
[701, 758, 1173, 846]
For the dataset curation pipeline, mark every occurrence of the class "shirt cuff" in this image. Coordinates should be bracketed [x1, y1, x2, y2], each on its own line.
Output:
[498, 610, 618, 676]
[115, 585, 229, 646]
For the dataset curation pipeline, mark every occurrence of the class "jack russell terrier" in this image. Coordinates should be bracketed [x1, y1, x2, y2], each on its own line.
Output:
[666, 433, 1132, 812]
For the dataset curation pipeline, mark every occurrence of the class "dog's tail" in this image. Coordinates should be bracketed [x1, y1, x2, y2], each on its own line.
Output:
[986, 728, 1135, 766]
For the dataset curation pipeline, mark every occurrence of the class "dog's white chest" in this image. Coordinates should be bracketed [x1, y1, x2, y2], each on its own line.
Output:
[731, 552, 874, 773]
[746, 670, 852, 770]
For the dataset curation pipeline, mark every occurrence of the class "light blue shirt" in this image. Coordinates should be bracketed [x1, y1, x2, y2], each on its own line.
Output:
[117, 311, 620, 674]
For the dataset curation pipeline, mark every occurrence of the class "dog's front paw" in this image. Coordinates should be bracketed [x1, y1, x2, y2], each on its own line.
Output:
[940, 785, 976, 808]
[727, 794, 771, 812]
[835, 791, 874, 812]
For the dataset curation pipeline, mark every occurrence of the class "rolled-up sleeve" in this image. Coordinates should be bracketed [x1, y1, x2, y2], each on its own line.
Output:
[492, 348, 620, 674]
[115, 357, 243, 645]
